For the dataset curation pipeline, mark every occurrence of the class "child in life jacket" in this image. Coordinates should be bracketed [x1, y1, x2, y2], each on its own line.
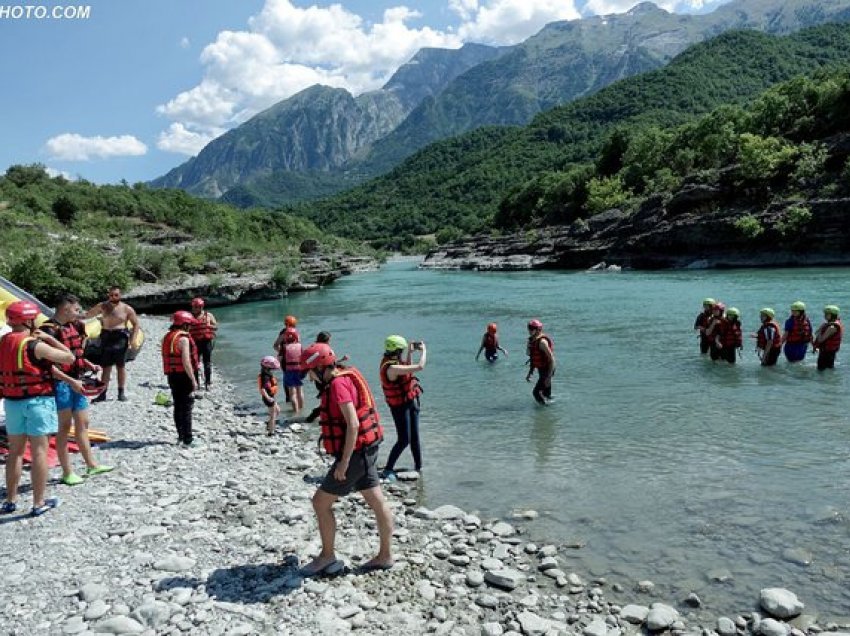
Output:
[476, 322, 508, 362]
[259, 356, 280, 436]
[282, 328, 304, 412]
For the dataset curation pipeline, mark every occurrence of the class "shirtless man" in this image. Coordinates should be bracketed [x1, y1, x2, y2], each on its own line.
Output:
[85, 286, 140, 402]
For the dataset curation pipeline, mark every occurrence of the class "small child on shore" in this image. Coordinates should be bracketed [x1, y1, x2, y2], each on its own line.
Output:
[258, 356, 280, 436]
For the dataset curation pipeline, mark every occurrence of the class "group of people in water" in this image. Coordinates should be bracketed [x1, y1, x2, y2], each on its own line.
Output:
[694, 299, 843, 370]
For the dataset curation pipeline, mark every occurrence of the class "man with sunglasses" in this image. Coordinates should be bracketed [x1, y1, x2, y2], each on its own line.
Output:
[85, 286, 140, 402]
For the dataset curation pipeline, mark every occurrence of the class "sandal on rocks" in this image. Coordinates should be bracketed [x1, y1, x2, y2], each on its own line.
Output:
[300, 559, 344, 578]
[31, 497, 60, 517]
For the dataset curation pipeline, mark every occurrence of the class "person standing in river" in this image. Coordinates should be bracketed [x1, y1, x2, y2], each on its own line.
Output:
[781, 301, 812, 363]
[379, 335, 425, 480]
[188, 297, 217, 391]
[704, 302, 726, 362]
[526, 319, 555, 404]
[714, 307, 743, 364]
[476, 322, 508, 362]
[694, 298, 715, 355]
[298, 342, 394, 576]
[753, 308, 782, 367]
[812, 305, 842, 371]
[85, 286, 141, 402]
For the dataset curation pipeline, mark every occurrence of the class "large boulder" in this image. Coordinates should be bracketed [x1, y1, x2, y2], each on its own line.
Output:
[760, 588, 804, 619]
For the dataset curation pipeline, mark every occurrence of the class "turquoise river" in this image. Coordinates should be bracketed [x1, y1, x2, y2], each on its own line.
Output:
[213, 260, 850, 618]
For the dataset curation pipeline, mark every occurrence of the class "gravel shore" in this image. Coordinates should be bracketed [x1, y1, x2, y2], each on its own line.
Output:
[1, 317, 847, 636]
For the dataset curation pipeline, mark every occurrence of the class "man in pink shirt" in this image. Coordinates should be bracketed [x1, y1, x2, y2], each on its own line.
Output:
[298, 342, 394, 576]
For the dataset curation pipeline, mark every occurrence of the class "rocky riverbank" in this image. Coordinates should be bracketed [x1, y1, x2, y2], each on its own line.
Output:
[2, 318, 848, 635]
[421, 197, 850, 272]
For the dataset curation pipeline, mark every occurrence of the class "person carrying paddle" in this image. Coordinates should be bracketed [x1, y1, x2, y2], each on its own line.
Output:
[1, 300, 75, 516]
[41, 293, 113, 486]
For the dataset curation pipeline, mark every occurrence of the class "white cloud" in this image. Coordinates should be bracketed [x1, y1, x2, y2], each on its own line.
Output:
[581, 0, 728, 15]
[44, 133, 147, 161]
[180, 36, 191, 49]
[45, 167, 74, 180]
[154, 0, 591, 155]
[156, 123, 226, 156]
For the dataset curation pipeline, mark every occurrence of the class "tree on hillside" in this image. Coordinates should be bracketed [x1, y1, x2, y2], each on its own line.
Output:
[52, 195, 78, 226]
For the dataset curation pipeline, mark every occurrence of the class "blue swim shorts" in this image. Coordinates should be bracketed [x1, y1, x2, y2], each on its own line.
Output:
[54, 380, 90, 413]
[784, 343, 808, 362]
[4, 396, 58, 436]
[284, 370, 303, 388]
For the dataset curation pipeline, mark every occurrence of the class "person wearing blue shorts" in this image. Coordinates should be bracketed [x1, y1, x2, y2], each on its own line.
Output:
[782, 301, 813, 363]
[1, 301, 75, 517]
[41, 294, 113, 486]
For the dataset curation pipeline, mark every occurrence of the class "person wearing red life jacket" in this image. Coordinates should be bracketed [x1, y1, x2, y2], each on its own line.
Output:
[813, 305, 842, 371]
[298, 342, 393, 577]
[273, 314, 301, 404]
[280, 328, 304, 413]
[694, 298, 715, 355]
[782, 301, 812, 363]
[714, 307, 743, 364]
[704, 302, 726, 362]
[476, 322, 508, 362]
[258, 356, 281, 436]
[161, 311, 199, 446]
[1, 300, 75, 517]
[189, 297, 217, 391]
[752, 308, 782, 367]
[379, 335, 426, 481]
[40, 293, 113, 486]
[526, 319, 555, 404]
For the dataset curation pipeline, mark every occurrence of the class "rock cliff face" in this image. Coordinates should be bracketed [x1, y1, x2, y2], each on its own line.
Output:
[421, 197, 850, 271]
[150, 44, 502, 199]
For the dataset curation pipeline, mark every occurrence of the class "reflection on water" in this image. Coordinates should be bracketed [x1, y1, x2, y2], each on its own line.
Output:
[214, 261, 850, 616]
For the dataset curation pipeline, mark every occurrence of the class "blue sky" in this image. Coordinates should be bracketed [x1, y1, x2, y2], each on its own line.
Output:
[0, 0, 729, 184]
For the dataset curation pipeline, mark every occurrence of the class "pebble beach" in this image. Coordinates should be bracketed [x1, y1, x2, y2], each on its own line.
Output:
[1, 317, 848, 636]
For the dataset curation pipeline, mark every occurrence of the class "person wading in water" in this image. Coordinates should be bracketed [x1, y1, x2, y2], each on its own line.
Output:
[526, 319, 555, 405]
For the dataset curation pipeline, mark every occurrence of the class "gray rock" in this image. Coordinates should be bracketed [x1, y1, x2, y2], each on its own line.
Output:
[132, 600, 173, 628]
[433, 505, 466, 520]
[760, 589, 805, 619]
[518, 611, 564, 636]
[449, 554, 471, 566]
[171, 588, 193, 606]
[63, 616, 88, 635]
[636, 580, 655, 593]
[432, 606, 448, 622]
[484, 568, 525, 591]
[707, 568, 734, 583]
[782, 548, 813, 567]
[84, 599, 110, 621]
[481, 558, 504, 571]
[684, 593, 702, 608]
[538, 557, 559, 571]
[338, 605, 361, 619]
[717, 617, 737, 635]
[466, 571, 485, 588]
[79, 583, 109, 602]
[414, 507, 437, 520]
[620, 605, 650, 625]
[759, 619, 790, 636]
[646, 604, 679, 631]
[481, 623, 504, 636]
[491, 522, 515, 537]
[584, 618, 609, 636]
[153, 556, 195, 572]
[94, 616, 145, 634]
[476, 594, 499, 609]
[417, 580, 436, 602]
[538, 545, 557, 557]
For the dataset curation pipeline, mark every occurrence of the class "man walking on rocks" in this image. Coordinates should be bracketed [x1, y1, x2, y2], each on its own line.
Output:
[299, 342, 394, 575]
[85, 286, 141, 402]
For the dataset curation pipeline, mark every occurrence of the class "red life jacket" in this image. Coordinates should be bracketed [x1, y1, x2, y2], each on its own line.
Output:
[786, 315, 812, 345]
[483, 332, 498, 351]
[161, 330, 198, 375]
[720, 320, 743, 349]
[189, 311, 216, 342]
[319, 367, 383, 456]
[817, 320, 842, 353]
[258, 372, 278, 398]
[0, 331, 55, 399]
[756, 321, 782, 350]
[527, 333, 554, 370]
[284, 342, 302, 371]
[41, 319, 87, 377]
[379, 357, 422, 407]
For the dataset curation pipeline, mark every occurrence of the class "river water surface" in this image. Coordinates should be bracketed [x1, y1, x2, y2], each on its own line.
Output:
[213, 260, 850, 618]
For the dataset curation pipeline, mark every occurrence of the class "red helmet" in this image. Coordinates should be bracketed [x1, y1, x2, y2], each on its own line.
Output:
[191, 297, 205, 308]
[284, 314, 298, 327]
[487, 322, 497, 334]
[528, 319, 543, 330]
[300, 342, 336, 370]
[714, 302, 726, 312]
[5, 300, 40, 325]
[284, 327, 299, 344]
[171, 310, 197, 327]
[260, 355, 281, 370]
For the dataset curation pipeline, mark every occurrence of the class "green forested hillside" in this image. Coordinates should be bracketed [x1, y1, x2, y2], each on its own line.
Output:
[0, 167, 362, 304]
[288, 23, 850, 247]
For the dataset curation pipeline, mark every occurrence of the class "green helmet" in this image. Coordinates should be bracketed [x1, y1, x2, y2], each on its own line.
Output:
[384, 335, 407, 352]
[726, 307, 740, 319]
[702, 297, 716, 307]
[791, 301, 806, 312]
[759, 307, 775, 319]
[824, 304, 840, 318]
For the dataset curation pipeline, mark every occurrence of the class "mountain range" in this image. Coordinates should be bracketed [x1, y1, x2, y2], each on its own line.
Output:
[152, 0, 850, 210]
